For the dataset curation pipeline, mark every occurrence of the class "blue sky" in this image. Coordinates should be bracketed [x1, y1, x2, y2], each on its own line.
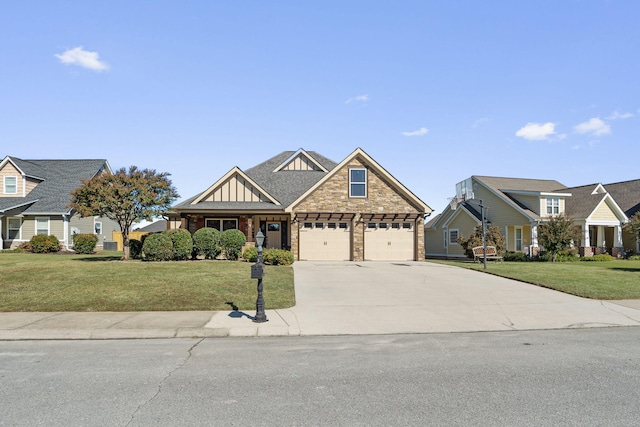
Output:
[2, 1, 639, 215]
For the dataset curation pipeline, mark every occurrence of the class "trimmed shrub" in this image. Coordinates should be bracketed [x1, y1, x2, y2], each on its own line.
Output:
[263, 248, 294, 266]
[581, 254, 614, 262]
[29, 234, 60, 253]
[129, 239, 143, 259]
[163, 229, 193, 260]
[627, 254, 640, 261]
[242, 246, 258, 262]
[504, 251, 528, 262]
[192, 227, 221, 259]
[73, 233, 99, 254]
[219, 229, 246, 260]
[142, 233, 173, 261]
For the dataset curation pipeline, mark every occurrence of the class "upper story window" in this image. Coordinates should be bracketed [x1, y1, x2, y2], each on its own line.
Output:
[4, 176, 17, 194]
[546, 197, 560, 215]
[349, 168, 367, 198]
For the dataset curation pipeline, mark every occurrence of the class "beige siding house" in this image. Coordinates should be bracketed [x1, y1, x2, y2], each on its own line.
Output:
[0, 156, 119, 250]
[169, 148, 432, 261]
[425, 176, 632, 259]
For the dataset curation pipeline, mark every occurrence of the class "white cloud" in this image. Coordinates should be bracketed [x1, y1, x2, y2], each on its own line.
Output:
[515, 122, 557, 141]
[401, 127, 429, 137]
[606, 110, 633, 120]
[345, 94, 368, 104]
[574, 117, 610, 136]
[55, 46, 109, 71]
[472, 117, 488, 128]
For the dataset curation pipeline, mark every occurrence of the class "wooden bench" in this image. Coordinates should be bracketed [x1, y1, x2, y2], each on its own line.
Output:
[472, 246, 503, 263]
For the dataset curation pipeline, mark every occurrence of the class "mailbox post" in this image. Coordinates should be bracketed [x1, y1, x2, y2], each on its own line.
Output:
[252, 231, 268, 323]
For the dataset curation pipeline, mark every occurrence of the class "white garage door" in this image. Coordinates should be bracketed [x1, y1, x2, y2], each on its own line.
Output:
[364, 222, 414, 261]
[299, 221, 351, 261]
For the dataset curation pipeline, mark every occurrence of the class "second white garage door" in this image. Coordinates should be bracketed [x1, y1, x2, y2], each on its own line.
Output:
[299, 221, 351, 261]
[364, 222, 414, 261]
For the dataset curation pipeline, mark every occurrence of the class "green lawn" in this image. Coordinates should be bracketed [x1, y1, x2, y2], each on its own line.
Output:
[428, 259, 640, 300]
[0, 251, 295, 312]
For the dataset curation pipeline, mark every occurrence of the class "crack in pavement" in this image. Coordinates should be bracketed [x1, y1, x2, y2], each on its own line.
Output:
[126, 338, 204, 426]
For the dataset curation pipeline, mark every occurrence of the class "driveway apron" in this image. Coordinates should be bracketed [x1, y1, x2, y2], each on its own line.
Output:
[290, 261, 640, 336]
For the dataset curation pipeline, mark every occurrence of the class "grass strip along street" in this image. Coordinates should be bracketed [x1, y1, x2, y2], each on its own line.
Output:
[429, 259, 640, 300]
[0, 252, 294, 312]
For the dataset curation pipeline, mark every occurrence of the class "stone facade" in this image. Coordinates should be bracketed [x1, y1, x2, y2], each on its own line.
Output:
[291, 157, 425, 261]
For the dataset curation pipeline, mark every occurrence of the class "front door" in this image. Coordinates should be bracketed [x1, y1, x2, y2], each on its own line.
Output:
[266, 222, 281, 249]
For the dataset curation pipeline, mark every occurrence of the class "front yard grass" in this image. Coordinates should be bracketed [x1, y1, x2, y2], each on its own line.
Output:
[0, 251, 295, 312]
[428, 259, 640, 300]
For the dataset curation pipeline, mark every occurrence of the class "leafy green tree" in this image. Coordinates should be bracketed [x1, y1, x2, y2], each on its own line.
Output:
[625, 212, 640, 242]
[537, 214, 581, 262]
[457, 225, 506, 259]
[69, 166, 179, 260]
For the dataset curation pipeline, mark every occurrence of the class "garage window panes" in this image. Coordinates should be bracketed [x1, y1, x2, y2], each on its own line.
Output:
[349, 168, 367, 198]
[8, 218, 21, 239]
[206, 218, 238, 231]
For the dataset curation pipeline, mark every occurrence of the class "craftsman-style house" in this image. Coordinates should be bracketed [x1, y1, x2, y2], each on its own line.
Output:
[0, 156, 119, 250]
[425, 175, 635, 259]
[169, 148, 432, 261]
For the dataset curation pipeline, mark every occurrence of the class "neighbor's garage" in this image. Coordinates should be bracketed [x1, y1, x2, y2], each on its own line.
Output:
[364, 221, 415, 261]
[299, 221, 351, 261]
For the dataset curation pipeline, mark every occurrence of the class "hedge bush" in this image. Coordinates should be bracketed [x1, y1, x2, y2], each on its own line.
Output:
[219, 229, 246, 260]
[503, 251, 528, 262]
[129, 239, 143, 259]
[581, 254, 614, 262]
[29, 235, 60, 253]
[163, 229, 193, 260]
[142, 233, 174, 261]
[192, 227, 221, 259]
[242, 246, 258, 262]
[263, 248, 294, 266]
[73, 233, 98, 254]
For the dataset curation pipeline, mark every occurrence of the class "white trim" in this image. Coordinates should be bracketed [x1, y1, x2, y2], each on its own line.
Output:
[448, 228, 460, 245]
[514, 226, 523, 252]
[4, 176, 18, 195]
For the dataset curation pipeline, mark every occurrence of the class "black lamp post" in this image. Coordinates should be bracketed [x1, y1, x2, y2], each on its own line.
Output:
[253, 231, 268, 323]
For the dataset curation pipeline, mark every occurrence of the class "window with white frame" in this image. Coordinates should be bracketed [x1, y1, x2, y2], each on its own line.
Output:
[36, 217, 49, 235]
[4, 176, 17, 194]
[443, 231, 448, 248]
[514, 227, 523, 251]
[449, 229, 459, 245]
[205, 218, 238, 231]
[7, 218, 21, 239]
[94, 220, 102, 235]
[349, 168, 367, 198]
[546, 198, 560, 215]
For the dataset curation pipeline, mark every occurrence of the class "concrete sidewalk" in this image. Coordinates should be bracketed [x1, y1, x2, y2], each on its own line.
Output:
[1, 261, 640, 340]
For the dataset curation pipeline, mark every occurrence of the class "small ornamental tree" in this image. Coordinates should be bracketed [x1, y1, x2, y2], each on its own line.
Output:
[538, 214, 582, 262]
[625, 212, 640, 244]
[457, 225, 506, 259]
[192, 227, 221, 259]
[69, 166, 179, 260]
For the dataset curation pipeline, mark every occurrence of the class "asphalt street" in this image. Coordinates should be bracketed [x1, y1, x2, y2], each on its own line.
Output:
[2, 328, 640, 426]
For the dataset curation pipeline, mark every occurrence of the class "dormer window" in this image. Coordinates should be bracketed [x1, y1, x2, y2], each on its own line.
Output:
[349, 168, 367, 198]
[546, 197, 560, 215]
[4, 176, 17, 194]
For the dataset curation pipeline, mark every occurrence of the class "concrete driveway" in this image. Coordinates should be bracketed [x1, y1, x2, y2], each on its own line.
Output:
[289, 261, 640, 335]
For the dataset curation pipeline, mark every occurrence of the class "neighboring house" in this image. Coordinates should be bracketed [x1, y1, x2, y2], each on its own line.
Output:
[602, 179, 640, 253]
[425, 175, 631, 259]
[136, 219, 168, 233]
[0, 156, 119, 250]
[169, 148, 432, 261]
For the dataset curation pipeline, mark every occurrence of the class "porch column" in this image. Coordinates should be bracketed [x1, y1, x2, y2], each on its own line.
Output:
[597, 226, 606, 248]
[582, 224, 591, 247]
[614, 225, 623, 247]
[530, 222, 538, 246]
[247, 216, 253, 243]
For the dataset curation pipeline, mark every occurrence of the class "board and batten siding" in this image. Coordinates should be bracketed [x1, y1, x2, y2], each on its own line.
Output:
[203, 174, 265, 203]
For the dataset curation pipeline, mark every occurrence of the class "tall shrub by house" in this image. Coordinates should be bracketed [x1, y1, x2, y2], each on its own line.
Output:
[73, 233, 99, 254]
[142, 233, 173, 261]
[219, 229, 246, 260]
[29, 235, 60, 253]
[457, 225, 506, 259]
[163, 229, 193, 260]
[192, 227, 221, 259]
